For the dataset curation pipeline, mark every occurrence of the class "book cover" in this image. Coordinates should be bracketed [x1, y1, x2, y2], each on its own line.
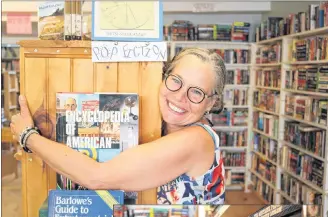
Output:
[47, 190, 124, 217]
[38, 1, 73, 40]
[55, 92, 139, 200]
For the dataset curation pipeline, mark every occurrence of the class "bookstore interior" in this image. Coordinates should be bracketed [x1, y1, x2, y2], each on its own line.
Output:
[1, 1, 328, 217]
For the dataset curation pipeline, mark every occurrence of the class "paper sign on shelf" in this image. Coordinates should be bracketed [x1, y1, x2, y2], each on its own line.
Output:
[91, 41, 167, 62]
[6, 13, 32, 35]
[192, 3, 216, 12]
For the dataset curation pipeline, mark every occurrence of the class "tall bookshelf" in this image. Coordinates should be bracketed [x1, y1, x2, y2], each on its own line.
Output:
[1, 43, 20, 126]
[249, 26, 328, 216]
[170, 41, 253, 192]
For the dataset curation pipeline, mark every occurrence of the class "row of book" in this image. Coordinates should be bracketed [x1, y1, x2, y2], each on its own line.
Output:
[291, 36, 328, 62]
[252, 154, 277, 187]
[255, 43, 282, 64]
[253, 134, 278, 163]
[224, 89, 248, 106]
[1, 45, 20, 72]
[222, 151, 245, 167]
[253, 91, 280, 114]
[251, 175, 275, 204]
[225, 69, 250, 85]
[114, 206, 192, 217]
[174, 47, 250, 64]
[38, 1, 84, 40]
[209, 108, 248, 126]
[215, 130, 248, 147]
[280, 173, 322, 204]
[164, 21, 251, 42]
[280, 146, 324, 188]
[256, 2, 328, 42]
[225, 170, 245, 186]
[285, 95, 327, 126]
[286, 65, 328, 93]
[255, 69, 281, 88]
[284, 121, 326, 158]
[253, 112, 279, 138]
[215, 49, 250, 64]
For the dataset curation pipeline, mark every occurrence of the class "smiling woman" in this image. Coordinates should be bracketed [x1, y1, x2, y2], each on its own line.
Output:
[10, 47, 227, 205]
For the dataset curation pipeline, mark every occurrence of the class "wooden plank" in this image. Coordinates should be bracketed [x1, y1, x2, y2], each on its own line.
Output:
[47, 58, 71, 190]
[72, 59, 94, 92]
[138, 62, 163, 204]
[17, 40, 91, 48]
[117, 62, 140, 202]
[117, 63, 139, 92]
[19, 47, 28, 217]
[24, 57, 49, 217]
[94, 63, 118, 92]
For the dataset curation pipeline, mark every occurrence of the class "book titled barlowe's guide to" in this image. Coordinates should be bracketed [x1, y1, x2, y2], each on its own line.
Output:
[55, 92, 139, 200]
[47, 190, 124, 217]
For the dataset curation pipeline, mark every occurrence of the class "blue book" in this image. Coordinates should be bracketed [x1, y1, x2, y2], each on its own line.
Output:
[47, 190, 124, 217]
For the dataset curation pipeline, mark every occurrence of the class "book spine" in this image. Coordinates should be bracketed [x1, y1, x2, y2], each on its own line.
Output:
[76, 0, 82, 40]
[71, 0, 76, 40]
[64, 0, 71, 40]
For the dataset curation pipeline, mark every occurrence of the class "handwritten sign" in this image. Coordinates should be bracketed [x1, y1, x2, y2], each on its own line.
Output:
[91, 41, 167, 62]
[192, 3, 215, 12]
[6, 13, 32, 35]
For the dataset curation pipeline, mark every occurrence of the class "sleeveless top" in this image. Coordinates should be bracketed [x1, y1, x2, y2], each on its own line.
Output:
[156, 123, 225, 204]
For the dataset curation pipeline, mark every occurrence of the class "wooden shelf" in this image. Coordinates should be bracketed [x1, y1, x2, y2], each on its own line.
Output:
[252, 150, 278, 166]
[252, 129, 278, 141]
[281, 168, 324, 194]
[253, 107, 279, 116]
[169, 41, 251, 46]
[257, 36, 284, 45]
[280, 140, 326, 162]
[256, 26, 328, 44]
[283, 115, 327, 130]
[283, 89, 328, 97]
[255, 86, 280, 91]
[249, 169, 276, 190]
[278, 191, 296, 204]
[17, 40, 91, 48]
[287, 60, 328, 65]
[252, 63, 281, 67]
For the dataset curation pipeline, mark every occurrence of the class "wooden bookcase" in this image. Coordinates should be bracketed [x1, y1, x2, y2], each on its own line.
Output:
[16, 40, 163, 217]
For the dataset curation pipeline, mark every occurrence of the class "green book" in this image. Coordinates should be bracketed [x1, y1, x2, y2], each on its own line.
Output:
[39, 197, 48, 217]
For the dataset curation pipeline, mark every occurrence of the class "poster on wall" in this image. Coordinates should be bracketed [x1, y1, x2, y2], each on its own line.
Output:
[92, 1, 163, 42]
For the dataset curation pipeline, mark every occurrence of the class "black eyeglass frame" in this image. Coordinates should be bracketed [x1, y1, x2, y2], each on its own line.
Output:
[163, 73, 218, 104]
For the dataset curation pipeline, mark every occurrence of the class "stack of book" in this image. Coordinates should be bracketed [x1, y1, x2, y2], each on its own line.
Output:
[231, 22, 250, 42]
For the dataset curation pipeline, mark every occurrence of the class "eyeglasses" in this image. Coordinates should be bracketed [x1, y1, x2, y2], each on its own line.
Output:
[163, 73, 217, 104]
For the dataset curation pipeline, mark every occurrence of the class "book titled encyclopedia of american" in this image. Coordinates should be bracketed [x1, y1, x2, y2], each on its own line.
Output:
[55, 92, 139, 200]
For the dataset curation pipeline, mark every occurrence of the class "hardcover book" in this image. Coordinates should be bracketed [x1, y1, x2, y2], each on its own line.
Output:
[47, 190, 124, 217]
[55, 92, 139, 200]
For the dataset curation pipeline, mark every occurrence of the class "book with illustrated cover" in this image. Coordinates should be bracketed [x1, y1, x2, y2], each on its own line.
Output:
[55, 92, 139, 201]
[46, 190, 124, 217]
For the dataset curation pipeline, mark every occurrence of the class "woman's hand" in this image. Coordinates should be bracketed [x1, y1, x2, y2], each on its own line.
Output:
[10, 95, 34, 141]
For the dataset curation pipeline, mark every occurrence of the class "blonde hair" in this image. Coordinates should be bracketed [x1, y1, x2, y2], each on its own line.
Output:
[164, 47, 226, 109]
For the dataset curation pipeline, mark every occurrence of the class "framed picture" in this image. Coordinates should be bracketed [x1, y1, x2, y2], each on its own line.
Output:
[92, 1, 163, 41]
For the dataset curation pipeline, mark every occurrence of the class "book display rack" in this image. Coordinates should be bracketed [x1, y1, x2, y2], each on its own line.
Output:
[249, 26, 328, 216]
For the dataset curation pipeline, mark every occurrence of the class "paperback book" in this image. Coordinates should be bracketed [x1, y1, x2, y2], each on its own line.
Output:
[47, 190, 124, 217]
[55, 92, 139, 200]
